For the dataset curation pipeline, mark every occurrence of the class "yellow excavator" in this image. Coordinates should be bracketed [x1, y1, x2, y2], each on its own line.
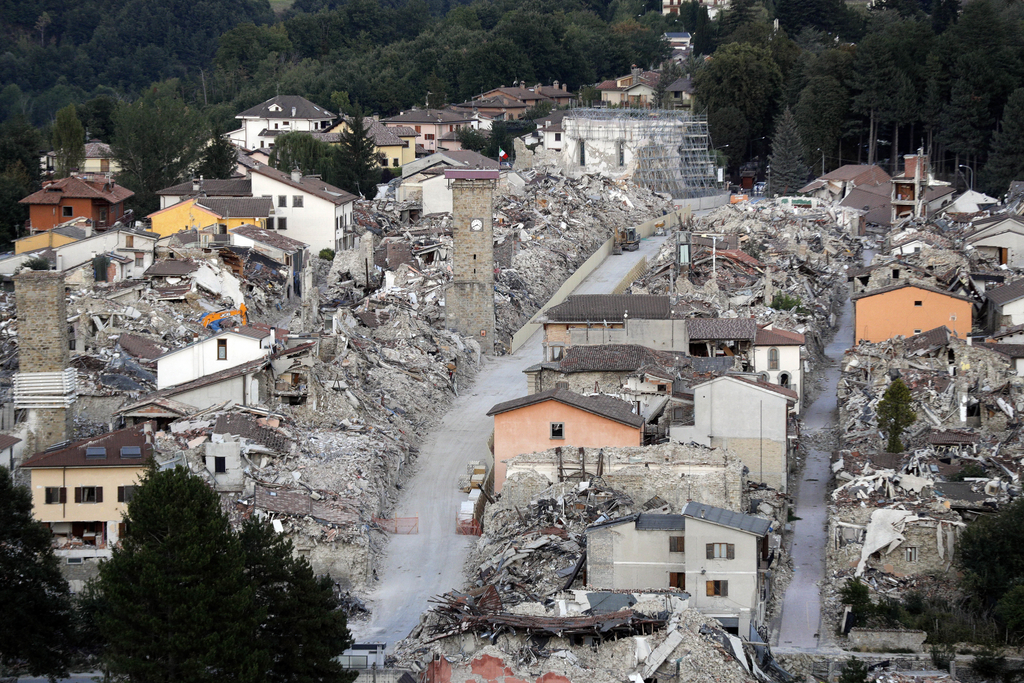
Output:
[202, 303, 248, 331]
[612, 226, 640, 254]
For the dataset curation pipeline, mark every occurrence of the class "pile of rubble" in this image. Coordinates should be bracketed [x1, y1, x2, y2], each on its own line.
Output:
[393, 592, 774, 683]
[326, 176, 673, 352]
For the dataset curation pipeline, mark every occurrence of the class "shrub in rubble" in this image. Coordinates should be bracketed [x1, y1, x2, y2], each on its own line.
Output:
[838, 657, 867, 683]
[22, 255, 52, 271]
[877, 378, 916, 453]
[320, 248, 336, 261]
[771, 292, 807, 313]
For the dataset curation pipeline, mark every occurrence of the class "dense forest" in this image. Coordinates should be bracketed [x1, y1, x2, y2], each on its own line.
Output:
[2, 0, 1024, 230]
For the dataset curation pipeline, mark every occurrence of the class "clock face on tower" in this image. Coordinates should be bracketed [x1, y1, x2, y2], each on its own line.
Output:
[470, 218, 483, 231]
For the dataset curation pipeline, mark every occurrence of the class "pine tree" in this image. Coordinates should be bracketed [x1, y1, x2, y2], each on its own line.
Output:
[839, 657, 868, 683]
[877, 378, 916, 453]
[240, 519, 356, 683]
[51, 103, 85, 178]
[338, 112, 382, 198]
[97, 466, 264, 683]
[195, 125, 238, 180]
[981, 88, 1024, 198]
[0, 466, 74, 679]
[768, 107, 808, 196]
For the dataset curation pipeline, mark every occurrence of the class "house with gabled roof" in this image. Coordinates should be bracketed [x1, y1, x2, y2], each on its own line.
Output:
[985, 278, 1024, 332]
[227, 95, 335, 151]
[671, 374, 796, 492]
[156, 177, 253, 210]
[380, 109, 476, 154]
[247, 164, 357, 252]
[487, 387, 644, 492]
[798, 165, 891, 202]
[155, 325, 273, 390]
[852, 282, 973, 342]
[597, 67, 660, 108]
[966, 215, 1024, 268]
[146, 196, 273, 237]
[537, 295, 673, 361]
[20, 423, 154, 567]
[20, 175, 134, 232]
[316, 119, 418, 169]
[753, 325, 805, 413]
[586, 503, 773, 636]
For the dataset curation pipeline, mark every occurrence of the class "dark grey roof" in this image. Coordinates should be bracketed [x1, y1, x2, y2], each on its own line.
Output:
[237, 95, 333, 120]
[249, 165, 357, 205]
[196, 197, 274, 218]
[977, 342, 1024, 358]
[558, 344, 683, 374]
[157, 178, 252, 197]
[635, 513, 686, 530]
[486, 388, 645, 428]
[382, 108, 476, 125]
[987, 279, 1024, 306]
[682, 501, 771, 536]
[934, 481, 989, 503]
[543, 295, 671, 323]
[905, 326, 951, 353]
[586, 593, 638, 614]
[144, 259, 199, 277]
[214, 413, 294, 453]
[686, 317, 757, 341]
[52, 225, 88, 239]
[231, 224, 307, 252]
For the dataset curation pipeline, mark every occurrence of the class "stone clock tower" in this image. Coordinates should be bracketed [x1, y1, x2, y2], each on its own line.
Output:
[444, 168, 498, 354]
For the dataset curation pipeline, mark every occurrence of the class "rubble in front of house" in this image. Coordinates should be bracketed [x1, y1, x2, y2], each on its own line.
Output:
[327, 176, 673, 352]
[626, 199, 862, 362]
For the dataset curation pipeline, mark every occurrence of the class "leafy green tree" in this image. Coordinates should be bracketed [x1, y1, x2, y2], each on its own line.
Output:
[97, 466, 263, 682]
[693, 42, 783, 141]
[768, 107, 807, 195]
[708, 106, 748, 169]
[523, 101, 554, 120]
[195, 125, 238, 180]
[654, 62, 684, 109]
[839, 578, 873, 616]
[839, 657, 868, 683]
[270, 132, 337, 184]
[0, 466, 75, 679]
[111, 96, 209, 214]
[794, 76, 848, 174]
[425, 73, 447, 109]
[338, 112, 382, 197]
[78, 95, 119, 142]
[240, 519, 355, 683]
[485, 121, 515, 162]
[0, 161, 35, 245]
[51, 103, 85, 178]
[959, 498, 1024, 609]
[456, 127, 487, 153]
[981, 88, 1024, 198]
[877, 378, 916, 453]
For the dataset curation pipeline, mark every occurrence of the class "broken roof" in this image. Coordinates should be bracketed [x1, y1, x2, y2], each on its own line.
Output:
[686, 317, 757, 341]
[21, 424, 153, 468]
[556, 344, 680, 374]
[926, 429, 979, 445]
[214, 413, 294, 453]
[821, 164, 892, 184]
[542, 295, 671, 323]
[231, 224, 308, 252]
[986, 278, 1024, 306]
[144, 259, 199, 277]
[682, 501, 771, 536]
[117, 333, 166, 360]
[486, 387, 645, 428]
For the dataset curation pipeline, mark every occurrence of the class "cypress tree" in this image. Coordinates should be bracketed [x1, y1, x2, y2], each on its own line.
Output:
[97, 466, 264, 683]
[768, 107, 808, 196]
[51, 103, 85, 178]
[982, 88, 1024, 198]
[240, 519, 356, 683]
[0, 466, 74, 679]
[876, 378, 916, 453]
[338, 112, 382, 198]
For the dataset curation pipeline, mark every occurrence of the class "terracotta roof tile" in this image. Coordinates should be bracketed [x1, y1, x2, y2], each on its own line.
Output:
[543, 295, 671, 323]
[21, 425, 152, 468]
[487, 388, 645, 428]
[755, 326, 805, 346]
[20, 176, 134, 206]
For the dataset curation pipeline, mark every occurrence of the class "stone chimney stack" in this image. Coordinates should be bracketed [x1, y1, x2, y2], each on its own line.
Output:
[291, 168, 302, 183]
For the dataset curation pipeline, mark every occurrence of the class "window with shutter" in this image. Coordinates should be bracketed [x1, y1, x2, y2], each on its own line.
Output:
[74, 487, 82, 503]
[669, 536, 684, 553]
[96, 487, 103, 503]
[706, 543, 713, 560]
[60, 487, 67, 504]
[706, 580, 728, 596]
[708, 543, 735, 559]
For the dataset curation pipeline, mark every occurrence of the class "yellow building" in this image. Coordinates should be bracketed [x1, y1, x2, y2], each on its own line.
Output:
[15, 222, 89, 254]
[146, 197, 273, 238]
[20, 424, 154, 562]
[322, 119, 417, 170]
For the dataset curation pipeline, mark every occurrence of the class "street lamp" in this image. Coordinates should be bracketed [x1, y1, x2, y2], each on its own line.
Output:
[816, 148, 825, 176]
[958, 164, 974, 192]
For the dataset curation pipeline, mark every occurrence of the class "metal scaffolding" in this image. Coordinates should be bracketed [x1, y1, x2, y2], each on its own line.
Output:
[563, 108, 718, 199]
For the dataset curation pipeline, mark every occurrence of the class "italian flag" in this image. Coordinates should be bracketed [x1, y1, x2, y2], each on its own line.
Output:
[499, 148, 509, 160]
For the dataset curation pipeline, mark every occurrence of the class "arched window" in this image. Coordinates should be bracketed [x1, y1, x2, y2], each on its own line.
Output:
[778, 372, 791, 390]
[768, 347, 780, 370]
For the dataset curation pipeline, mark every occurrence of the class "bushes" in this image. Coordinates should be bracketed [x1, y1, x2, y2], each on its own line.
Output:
[319, 248, 335, 261]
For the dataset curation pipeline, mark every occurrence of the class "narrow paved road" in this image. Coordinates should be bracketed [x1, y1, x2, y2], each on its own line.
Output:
[351, 231, 669, 649]
[776, 251, 867, 650]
